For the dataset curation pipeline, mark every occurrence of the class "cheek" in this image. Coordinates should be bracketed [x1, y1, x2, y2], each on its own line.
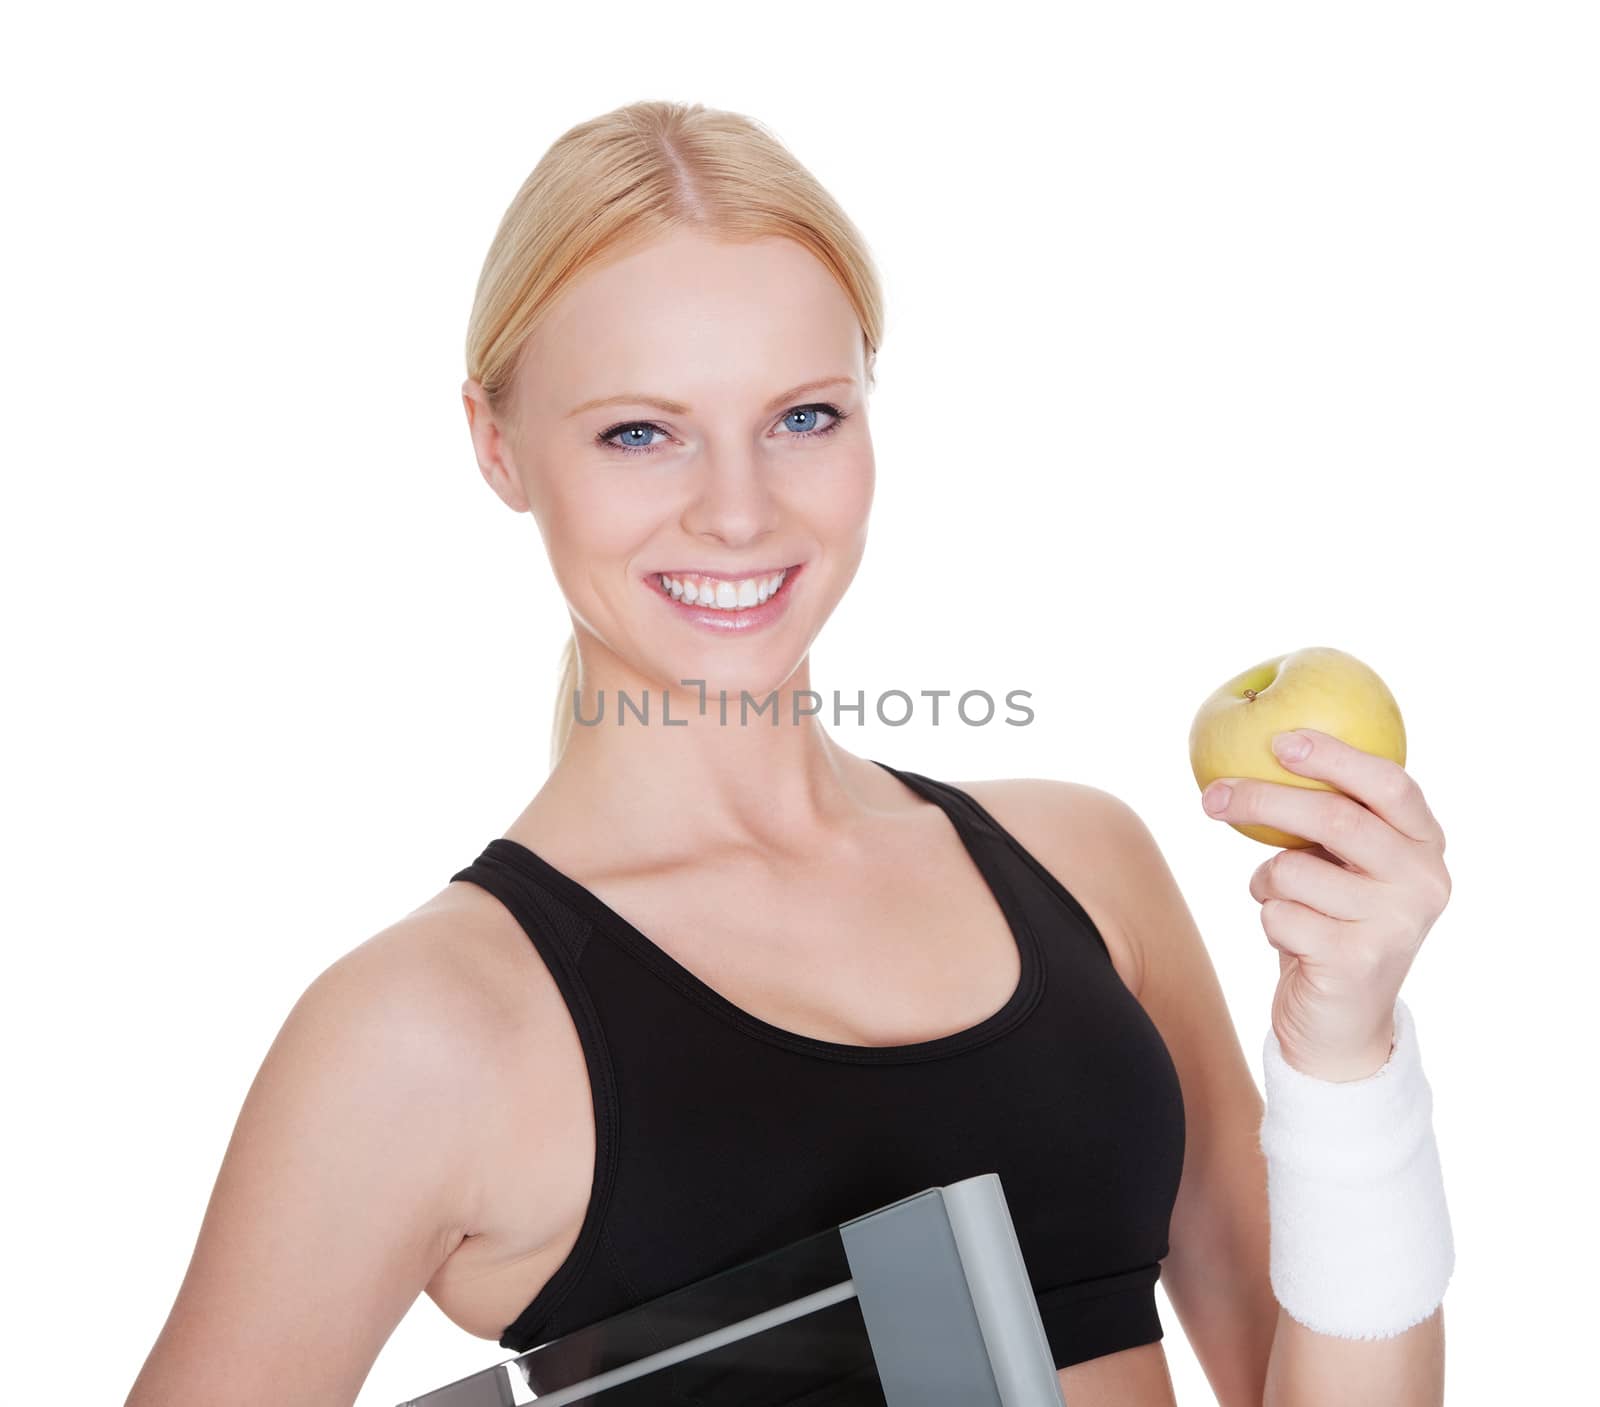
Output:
[529, 478, 661, 616]
[543, 474, 660, 562]
[809, 444, 875, 543]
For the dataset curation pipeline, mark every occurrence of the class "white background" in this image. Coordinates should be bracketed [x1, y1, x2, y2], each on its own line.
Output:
[4, 3, 1594, 1403]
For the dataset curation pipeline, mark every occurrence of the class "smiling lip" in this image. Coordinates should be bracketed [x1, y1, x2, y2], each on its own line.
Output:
[644, 561, 803, 634]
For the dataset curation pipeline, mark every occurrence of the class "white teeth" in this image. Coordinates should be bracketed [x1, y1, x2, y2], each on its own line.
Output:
[658, 568, 787, 610]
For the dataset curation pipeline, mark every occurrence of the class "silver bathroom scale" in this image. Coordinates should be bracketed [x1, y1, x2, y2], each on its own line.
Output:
[397, 1172, 1066, 1407]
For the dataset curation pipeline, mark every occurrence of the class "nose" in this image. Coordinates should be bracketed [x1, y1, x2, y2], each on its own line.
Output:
[678, 446, 782, 548]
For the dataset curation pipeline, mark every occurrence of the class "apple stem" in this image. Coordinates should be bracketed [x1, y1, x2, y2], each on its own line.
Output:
[1243, 689, 1259, 701]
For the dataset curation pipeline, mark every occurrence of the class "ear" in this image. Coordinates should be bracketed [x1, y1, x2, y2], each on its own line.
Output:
[460, 378, 531, 514]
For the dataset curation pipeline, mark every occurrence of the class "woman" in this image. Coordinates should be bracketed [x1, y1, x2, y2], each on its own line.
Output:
[126, 100, 1453, 1407]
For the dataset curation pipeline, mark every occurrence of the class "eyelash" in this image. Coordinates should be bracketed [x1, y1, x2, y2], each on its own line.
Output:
[595, 402, 850, 458]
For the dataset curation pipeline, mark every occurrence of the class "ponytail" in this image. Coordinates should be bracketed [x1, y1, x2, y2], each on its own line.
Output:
[549, 632, 579, 769]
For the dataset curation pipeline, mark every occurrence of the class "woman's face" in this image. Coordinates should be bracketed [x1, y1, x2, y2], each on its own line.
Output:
[465, 229, 875, 704]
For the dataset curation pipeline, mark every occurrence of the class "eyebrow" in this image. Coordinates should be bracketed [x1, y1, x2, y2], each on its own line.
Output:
[564, 374, 857, 421]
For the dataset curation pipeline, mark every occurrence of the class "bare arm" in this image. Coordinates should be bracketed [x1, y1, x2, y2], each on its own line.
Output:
[1265, 1305, 1444, 1406]
[124, 933, 499, 1407]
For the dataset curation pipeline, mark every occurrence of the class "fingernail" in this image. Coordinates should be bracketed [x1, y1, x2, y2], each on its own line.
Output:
[1203, 781, 1233, 813]
[1273, 731, 1310, 762]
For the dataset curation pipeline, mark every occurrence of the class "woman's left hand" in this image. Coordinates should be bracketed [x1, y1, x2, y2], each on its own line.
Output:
[1200, 726, 1453, 1082]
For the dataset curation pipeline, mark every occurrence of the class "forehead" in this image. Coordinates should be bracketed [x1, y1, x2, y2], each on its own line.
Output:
[520, 231, 862, 413]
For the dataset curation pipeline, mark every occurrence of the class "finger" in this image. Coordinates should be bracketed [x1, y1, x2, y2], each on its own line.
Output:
[1270, 727, 1444, 847]
[1260, 897, 1348, 966]
[1206, 773, 1400, 879]
[1249, 845, 1376, 921]
[1300, 841, 1351, 869]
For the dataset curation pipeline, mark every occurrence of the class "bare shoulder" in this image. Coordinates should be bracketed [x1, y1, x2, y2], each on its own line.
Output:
[348, 880, 559, 1045]
[955, 775, 1153, 1000]
[321, 890, 516, 1059]
[380, 879, 600, 1245]
[235, 876, 575, 1250]
[123, 886, 539, 1406]
[327, 880, 581, 1140]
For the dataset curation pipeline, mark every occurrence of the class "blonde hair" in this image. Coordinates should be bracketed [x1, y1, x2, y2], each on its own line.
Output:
[463, 100, 885, 771]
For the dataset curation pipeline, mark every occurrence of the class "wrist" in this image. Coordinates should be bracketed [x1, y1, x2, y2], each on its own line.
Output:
[1277, 1016, 1397, 1084]
[1258, 997, 1454, 1339]
[1280, 1036, 1395, 1083]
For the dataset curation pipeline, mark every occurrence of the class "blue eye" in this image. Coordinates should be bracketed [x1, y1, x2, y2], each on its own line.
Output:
[597, 402, 850, 458]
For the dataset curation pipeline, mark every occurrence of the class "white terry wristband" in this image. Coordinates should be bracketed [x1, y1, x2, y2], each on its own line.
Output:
[1259, 997, 1455, 1339]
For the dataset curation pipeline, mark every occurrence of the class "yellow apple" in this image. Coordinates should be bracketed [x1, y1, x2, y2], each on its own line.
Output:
[1188, 645, 1407, 848]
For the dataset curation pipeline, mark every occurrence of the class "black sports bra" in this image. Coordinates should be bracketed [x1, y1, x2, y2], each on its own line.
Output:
[447, 760, 1186, 1371]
